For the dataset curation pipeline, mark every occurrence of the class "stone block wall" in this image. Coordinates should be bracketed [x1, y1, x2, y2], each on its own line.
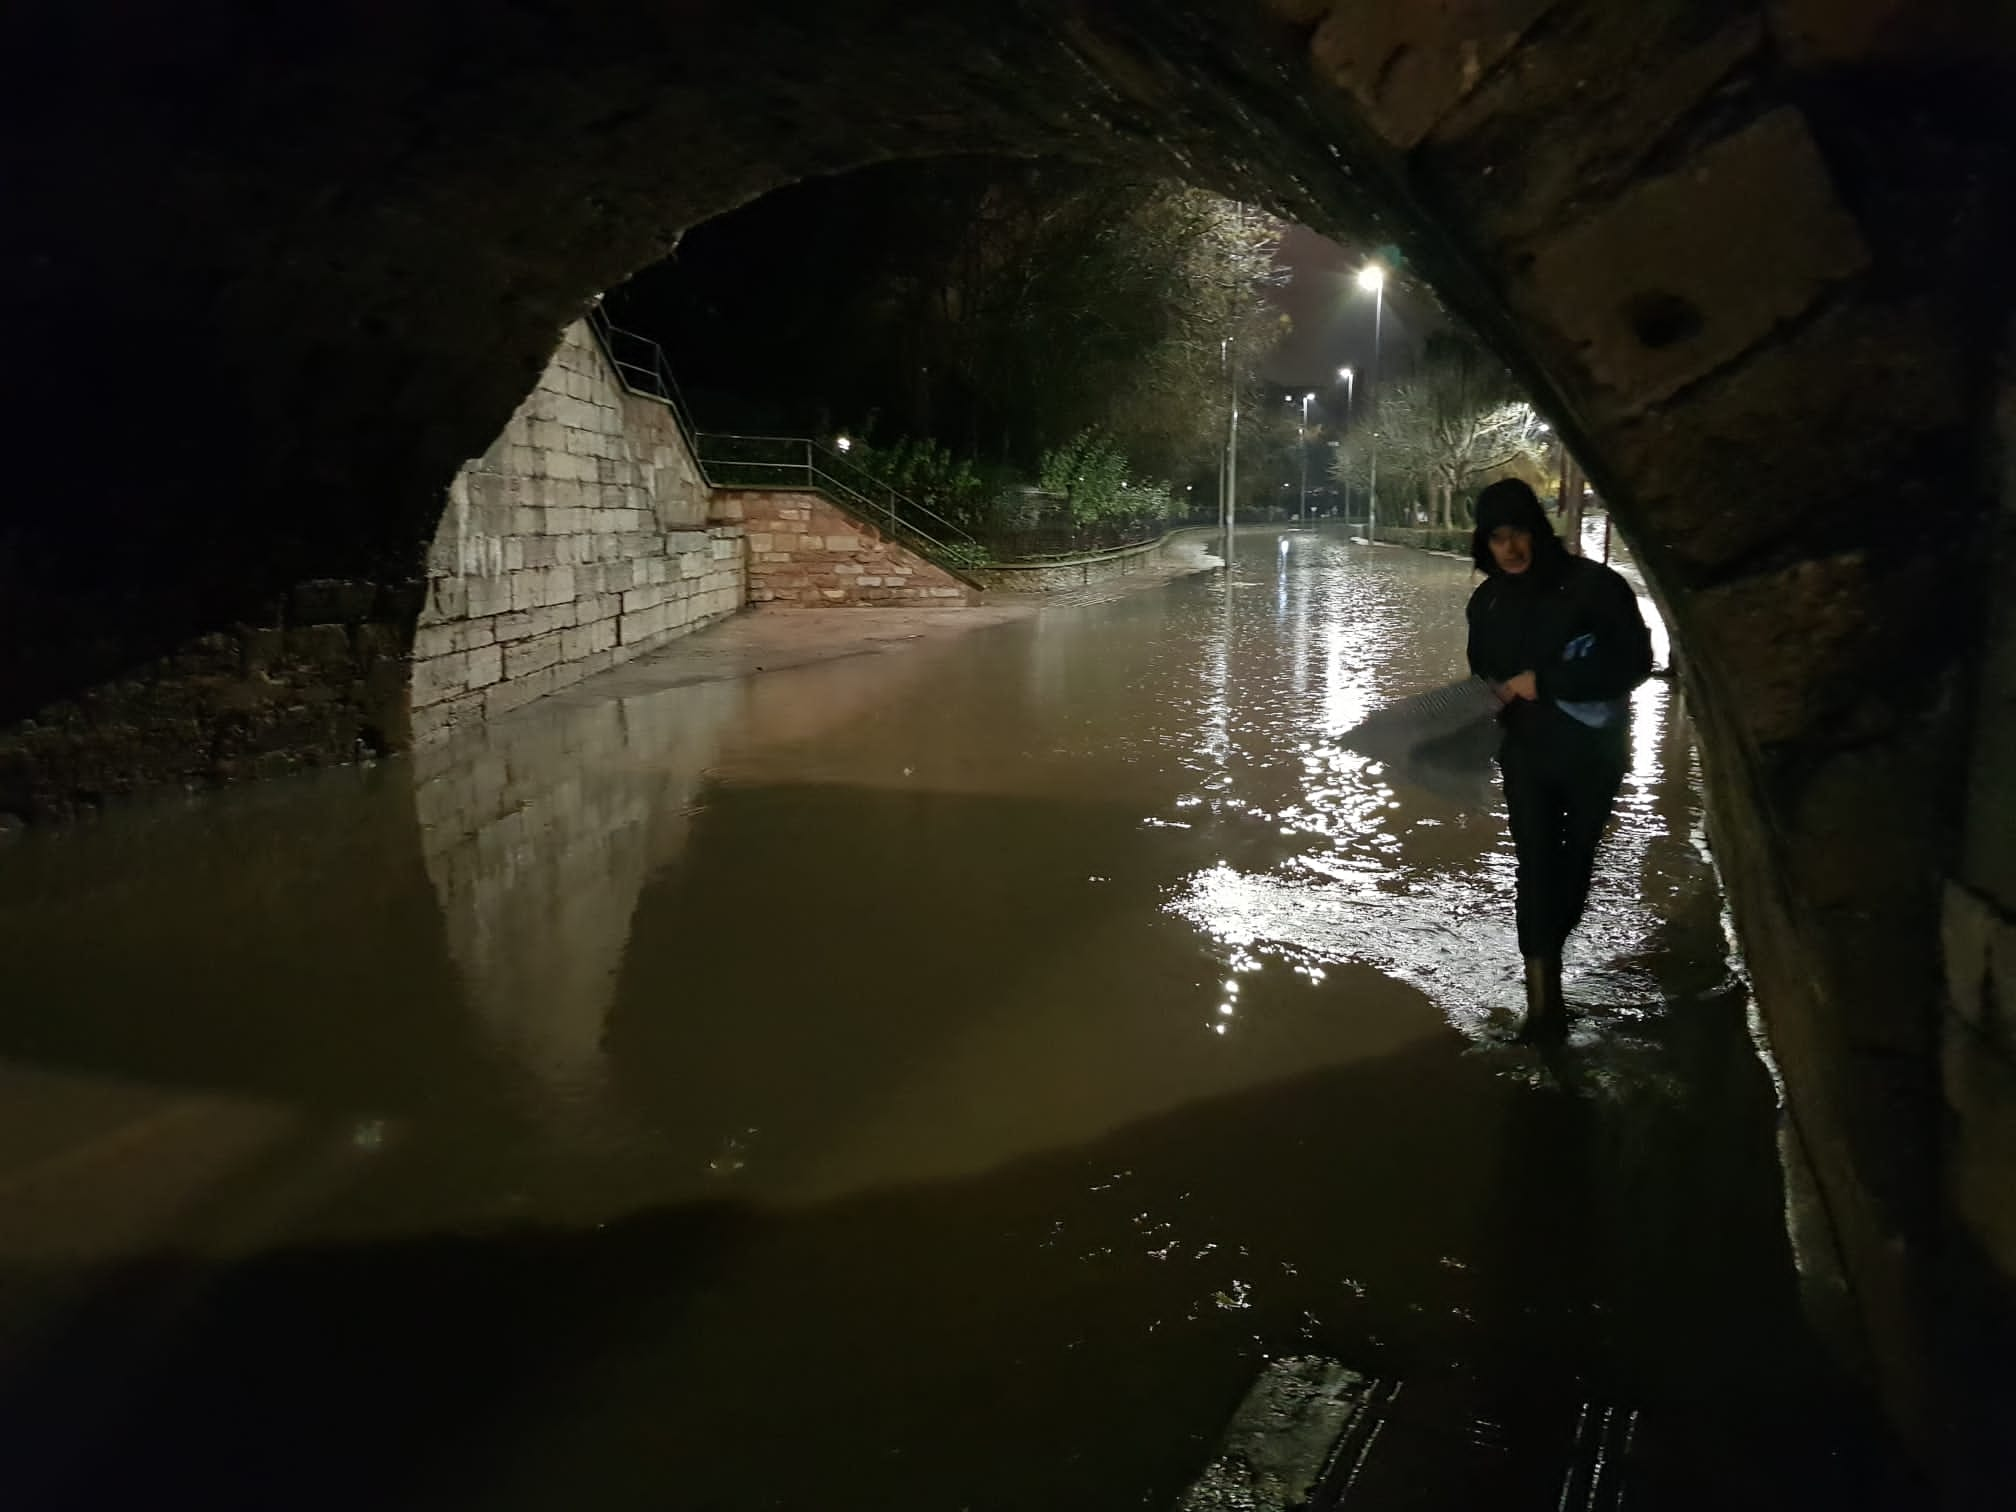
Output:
[1942, 344, 2016, 1286]
[719, 490, 972, 607]
[1926, 327, 2016, 1493]
[410, 321, 745, 739]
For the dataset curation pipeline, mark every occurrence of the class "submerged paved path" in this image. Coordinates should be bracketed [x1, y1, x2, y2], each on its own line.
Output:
[0, 526, 1908, 1508]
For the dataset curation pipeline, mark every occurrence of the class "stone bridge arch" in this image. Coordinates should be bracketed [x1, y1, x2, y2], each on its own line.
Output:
[6, 0, 2012, 1477]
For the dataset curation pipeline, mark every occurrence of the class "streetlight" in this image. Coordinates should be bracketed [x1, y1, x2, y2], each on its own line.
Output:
[1357, 263, 1385, 542]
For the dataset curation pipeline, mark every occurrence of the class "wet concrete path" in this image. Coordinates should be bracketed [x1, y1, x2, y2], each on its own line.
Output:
[0, 528, 1911, 1507]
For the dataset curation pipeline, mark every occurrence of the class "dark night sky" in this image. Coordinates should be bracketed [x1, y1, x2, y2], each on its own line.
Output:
[1261, 224, 1430, 422]
[611, 161, 1434, 445]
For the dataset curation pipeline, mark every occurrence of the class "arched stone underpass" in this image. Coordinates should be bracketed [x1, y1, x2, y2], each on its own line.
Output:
[6, 1, 2013, 1486]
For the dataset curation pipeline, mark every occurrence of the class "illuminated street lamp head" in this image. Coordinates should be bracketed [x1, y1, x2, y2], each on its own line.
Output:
[1304, 392, 1317, 403]
[1356, 264, 1385, 293]
[1338, 366, 1353, 382]
[835, 435, 852, 453]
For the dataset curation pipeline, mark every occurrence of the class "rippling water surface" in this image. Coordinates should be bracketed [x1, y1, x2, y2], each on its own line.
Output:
[0, 527, 1903, 1507]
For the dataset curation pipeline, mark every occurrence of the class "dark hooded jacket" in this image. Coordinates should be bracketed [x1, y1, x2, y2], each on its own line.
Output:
[1465, 481, 1652, 739]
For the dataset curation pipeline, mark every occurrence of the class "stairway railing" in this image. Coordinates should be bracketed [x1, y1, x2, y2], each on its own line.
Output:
[584, 303, 981, 576]
[584, 299, 702, 443]
[688, 433, 983, 568]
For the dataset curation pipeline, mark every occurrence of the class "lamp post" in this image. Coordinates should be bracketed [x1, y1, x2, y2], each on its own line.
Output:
[1337, 366, 1354, 527]
[1222, 334, 1238, 570]
[1219, 201, 1250, 573]
[1357, 263, 1385, 542]
[1218, 338, 1228, 545]
[1299, 391, 1315, 522]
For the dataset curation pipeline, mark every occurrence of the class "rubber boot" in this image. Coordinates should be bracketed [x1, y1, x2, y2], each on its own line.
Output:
[1516, 957, 1568, 1043]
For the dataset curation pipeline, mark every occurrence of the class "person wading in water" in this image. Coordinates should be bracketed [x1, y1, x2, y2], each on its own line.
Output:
[1466, 478, 1653, 1041]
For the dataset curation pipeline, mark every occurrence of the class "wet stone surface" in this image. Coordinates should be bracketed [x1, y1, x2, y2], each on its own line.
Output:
[0, 528, 1913, 1508]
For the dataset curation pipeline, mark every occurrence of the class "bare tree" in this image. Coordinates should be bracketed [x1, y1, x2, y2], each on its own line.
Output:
[1330, 337, 1547, 528]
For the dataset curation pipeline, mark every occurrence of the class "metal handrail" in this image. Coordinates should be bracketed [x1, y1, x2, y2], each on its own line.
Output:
[585, 306, 983, 574]
[690, 432, 983, 563]
[585, 300, 702, 446]
[699, 434, 979, 540]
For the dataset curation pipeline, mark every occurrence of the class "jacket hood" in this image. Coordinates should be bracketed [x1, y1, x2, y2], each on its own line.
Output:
[1470, 479, 1563, 575]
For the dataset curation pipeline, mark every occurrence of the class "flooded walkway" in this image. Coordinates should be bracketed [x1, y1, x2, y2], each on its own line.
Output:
[0, 528, 1907, 1507]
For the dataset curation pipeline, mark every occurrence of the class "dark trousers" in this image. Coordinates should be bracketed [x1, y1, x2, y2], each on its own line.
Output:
[1498, 713, 1628, 962]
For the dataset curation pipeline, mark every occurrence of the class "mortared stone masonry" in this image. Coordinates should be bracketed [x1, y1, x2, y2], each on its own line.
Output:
[408, 321, 746, 741]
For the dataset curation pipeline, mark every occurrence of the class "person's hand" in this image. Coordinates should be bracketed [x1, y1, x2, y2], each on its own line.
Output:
[1498, 670, 1538, 703]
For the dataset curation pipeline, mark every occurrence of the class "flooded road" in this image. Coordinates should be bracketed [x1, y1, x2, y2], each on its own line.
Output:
[0, 528, 1907, 1507]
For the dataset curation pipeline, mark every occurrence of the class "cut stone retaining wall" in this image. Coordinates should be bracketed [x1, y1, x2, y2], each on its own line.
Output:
[721, 490, 972, 606]
[411, 321, 744, 739]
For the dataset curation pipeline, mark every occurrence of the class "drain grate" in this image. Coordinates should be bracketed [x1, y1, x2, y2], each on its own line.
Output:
[1176, 1357, 1639, 1510]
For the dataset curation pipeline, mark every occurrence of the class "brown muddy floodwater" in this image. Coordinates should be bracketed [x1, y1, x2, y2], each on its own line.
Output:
[0, 527, 1912, 1508]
